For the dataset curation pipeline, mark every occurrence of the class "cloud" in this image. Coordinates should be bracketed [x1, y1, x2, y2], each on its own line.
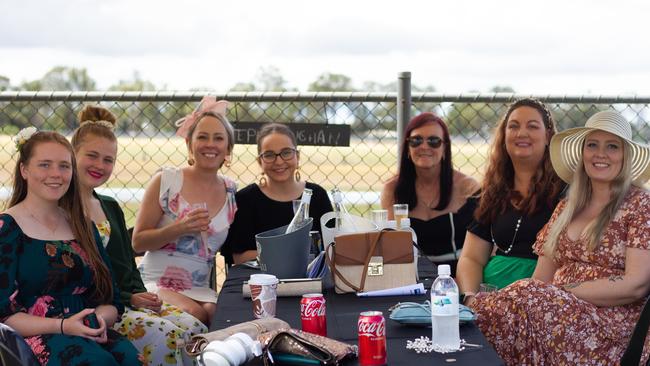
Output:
[2, 0, 650, 94]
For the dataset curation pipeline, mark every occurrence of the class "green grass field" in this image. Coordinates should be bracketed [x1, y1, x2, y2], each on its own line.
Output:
[1, 134, 489, 225]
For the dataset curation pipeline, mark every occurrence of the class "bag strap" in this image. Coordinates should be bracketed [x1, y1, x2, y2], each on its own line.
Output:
[358, 229, 388, 292]
[325, 242, 362, 292]
[326, 229, 390, 293]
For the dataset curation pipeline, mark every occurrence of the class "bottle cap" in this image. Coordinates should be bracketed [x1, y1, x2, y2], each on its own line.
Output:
[437, 264, 451, 275]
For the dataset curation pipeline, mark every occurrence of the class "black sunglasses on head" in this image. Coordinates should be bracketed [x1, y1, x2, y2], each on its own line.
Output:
[406, 136, 444, 148]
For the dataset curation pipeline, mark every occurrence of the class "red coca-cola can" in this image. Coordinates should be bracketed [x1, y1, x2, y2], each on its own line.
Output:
[358, 311, 386, 365]
[300, 293, 327, 336]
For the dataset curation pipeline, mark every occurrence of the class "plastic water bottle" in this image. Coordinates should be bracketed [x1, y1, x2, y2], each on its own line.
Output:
[431, 264, 460, 351]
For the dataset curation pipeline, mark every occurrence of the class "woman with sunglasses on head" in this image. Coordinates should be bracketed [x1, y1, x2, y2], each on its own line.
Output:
[72, 105, 207, 365]
[471, 111, 650, 365]
[380, 112, 480, 275]
[132, 97, 237, 327]
[222, 123, 332, 265]
[456, 98, 565, 304]
[0, 128, 140, 365]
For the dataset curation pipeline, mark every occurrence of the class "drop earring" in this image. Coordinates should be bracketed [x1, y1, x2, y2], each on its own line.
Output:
[294, 168, 301, 182]
[259, 172, 267, 187]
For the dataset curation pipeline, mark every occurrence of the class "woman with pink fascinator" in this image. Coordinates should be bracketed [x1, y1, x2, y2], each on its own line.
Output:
[133, 96, 237, 327]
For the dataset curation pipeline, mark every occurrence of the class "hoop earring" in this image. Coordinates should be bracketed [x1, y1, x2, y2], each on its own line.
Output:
[188, 158, 195, 166]
[259, 172, 267, 187]
[294, 168, 301, 182]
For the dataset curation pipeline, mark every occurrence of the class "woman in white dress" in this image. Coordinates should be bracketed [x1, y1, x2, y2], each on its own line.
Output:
[133, 97, 237, 326]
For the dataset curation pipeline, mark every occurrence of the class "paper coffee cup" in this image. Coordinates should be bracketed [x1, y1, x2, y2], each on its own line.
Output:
[249, 274, 279, 318]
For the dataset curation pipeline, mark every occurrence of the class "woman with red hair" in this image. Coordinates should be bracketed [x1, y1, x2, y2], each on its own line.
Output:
[381, 112, 480, 275]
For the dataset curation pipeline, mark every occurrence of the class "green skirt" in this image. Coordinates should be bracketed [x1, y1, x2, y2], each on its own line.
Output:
[482, 255, 537, 289]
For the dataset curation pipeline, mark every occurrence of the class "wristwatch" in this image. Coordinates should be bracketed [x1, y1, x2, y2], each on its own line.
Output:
[460, 291, 477, 304]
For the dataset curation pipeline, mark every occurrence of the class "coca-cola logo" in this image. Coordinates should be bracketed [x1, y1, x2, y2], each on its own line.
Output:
[358, 319, 385, 337]
[301, 299, 325, 317]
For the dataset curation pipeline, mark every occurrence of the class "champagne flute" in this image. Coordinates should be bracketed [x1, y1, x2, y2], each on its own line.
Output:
[191, 202, 209, 251]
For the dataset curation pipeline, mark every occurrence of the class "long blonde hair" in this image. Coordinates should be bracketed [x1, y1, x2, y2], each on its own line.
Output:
[543, 142, 633, 257]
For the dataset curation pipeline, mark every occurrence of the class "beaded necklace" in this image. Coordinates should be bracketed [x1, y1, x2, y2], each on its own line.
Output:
[490, 216, 523, 254]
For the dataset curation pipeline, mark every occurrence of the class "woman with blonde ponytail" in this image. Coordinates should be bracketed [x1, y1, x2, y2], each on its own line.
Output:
[73, 104, 207, 365]
[0, 128, 141, 365]
[470, 111, 650, 365]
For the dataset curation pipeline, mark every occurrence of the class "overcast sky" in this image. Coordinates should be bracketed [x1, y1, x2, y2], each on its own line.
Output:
[1, 0, 649, 94]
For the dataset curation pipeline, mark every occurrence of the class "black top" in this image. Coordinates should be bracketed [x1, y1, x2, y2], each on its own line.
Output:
[410, 195, 478, 257]
[221, 182, 333, 261]
[468, 200, 559, 260]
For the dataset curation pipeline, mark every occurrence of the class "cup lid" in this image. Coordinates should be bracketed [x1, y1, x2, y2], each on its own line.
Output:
[249, 274, 279, 285]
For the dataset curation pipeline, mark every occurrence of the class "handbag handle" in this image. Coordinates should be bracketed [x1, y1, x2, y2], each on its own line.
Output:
[326, 229, 390, 292]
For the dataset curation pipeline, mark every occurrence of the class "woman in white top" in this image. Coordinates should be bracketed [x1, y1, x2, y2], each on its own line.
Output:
[133, 97, 237, 326]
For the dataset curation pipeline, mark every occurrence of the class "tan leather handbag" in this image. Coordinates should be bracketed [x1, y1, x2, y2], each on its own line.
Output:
[326, 229, 416, 294]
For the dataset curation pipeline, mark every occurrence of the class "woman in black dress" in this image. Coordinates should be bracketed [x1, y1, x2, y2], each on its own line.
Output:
[381, 112, 480, 275]
[222, 123, 332, 265]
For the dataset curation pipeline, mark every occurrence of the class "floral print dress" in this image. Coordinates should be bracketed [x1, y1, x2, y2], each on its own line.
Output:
[0, 214, 142, 366]
[139, 167, 237, 303]
[473, 186, 650, 366]
[95, 212, 207, 366]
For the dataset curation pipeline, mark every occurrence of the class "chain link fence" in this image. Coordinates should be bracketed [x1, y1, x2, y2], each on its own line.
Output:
[2, 90, 650, 288]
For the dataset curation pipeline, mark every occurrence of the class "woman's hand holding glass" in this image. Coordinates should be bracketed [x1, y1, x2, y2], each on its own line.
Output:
[177, 204, 210, 235]
[130, 292, 163, 313]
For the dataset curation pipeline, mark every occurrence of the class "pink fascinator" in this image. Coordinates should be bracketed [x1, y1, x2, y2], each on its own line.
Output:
[174, 96, 229, 139]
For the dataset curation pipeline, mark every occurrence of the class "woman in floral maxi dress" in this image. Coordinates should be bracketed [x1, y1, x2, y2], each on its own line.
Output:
[472, 111, 650, 365]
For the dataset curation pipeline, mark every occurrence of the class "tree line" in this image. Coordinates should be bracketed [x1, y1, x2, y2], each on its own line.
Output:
[2, 66, 643, 138]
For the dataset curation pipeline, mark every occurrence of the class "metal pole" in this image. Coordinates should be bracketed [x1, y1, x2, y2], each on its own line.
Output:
[397, 71, 411, 166]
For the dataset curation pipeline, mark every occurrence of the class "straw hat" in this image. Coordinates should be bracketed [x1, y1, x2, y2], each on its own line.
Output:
[550, 110, 650, 186]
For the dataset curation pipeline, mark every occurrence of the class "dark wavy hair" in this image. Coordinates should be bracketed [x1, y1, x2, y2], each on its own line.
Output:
[394, 112, 453, 210]
[474, 98, 565, 224]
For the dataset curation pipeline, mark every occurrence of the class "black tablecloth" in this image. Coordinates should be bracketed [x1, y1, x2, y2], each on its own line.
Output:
[211, 261, 504, 365]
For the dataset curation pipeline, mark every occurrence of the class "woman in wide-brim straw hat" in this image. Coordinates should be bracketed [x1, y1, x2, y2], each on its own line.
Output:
[470, 110, 650, 365]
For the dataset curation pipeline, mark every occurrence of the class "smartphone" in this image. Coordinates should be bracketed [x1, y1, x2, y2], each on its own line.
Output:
[83, 312, 100, 329]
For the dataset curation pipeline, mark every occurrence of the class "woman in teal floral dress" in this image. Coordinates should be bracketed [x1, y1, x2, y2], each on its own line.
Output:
[0, 129, 141, 365]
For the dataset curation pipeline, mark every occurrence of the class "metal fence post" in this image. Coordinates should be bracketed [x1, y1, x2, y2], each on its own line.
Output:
[397, 71, 411, 166]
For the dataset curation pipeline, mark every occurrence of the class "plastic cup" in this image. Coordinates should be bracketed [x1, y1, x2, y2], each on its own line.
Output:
[370, 209, 388, 228]
[248, 274, 279, 318]
[393, 203, 409, 229]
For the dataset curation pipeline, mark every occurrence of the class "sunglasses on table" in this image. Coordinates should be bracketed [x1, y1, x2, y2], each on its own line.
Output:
[259, 148, 297, 163]
[406, 136, 444, 148]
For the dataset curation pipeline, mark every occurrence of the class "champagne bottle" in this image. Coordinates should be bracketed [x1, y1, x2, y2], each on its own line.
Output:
[286, 188, 313, 233]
